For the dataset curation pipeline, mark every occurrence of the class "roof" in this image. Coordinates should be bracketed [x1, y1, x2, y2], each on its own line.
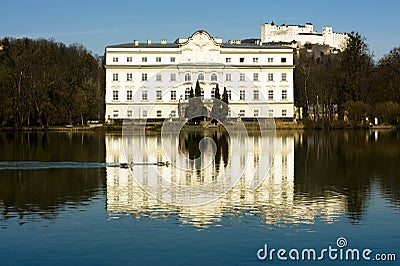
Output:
[107, 42, 293, 50]
[221, 43, 293, 49]
[106, 30, 294, 50]
[106, 43, 179, 49]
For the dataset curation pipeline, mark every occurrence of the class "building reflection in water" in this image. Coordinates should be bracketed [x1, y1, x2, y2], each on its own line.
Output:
[106, 132, 347, 228]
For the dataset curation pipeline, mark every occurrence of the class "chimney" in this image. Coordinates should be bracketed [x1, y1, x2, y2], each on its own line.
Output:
[161, 39, 167, 44]
[134, 40, 139, 46]
[147, 39, 151, 45]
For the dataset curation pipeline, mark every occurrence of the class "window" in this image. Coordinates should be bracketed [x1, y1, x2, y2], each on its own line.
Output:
[254, 109, 259, 117]
[170, 57, 176, 62]
[113, 110, 119, 118]
[127, 90, 133, 101]
[282, 155, 288, 169]
[281, 57, 287, 63]
[171, 90, 176, 100]
[281, 73, 287, 81]
[113, 57, 118, 63]
[282, 90, 288, 100]
[268, 57, 273, 63]
[227, 89, 232, 100]
[185, 88, 191, 100]
[253, 73, 259, 81]
[185, 73, 191, 82]
[170, 110, 176, 117]
[156, 110, 162, 117]
[142, 73, 147, 81]
[113, 73, 118, 81]
[198, 73, 204, 81]
[156, 90, 162, 100]
[126, 73, 133, 81]
[240, 73, 245, 82]
[142, 57, 147, 62]
[282, 109, 287, 117]
[240, 90, 245, 100]
[211, 87, 215, 99]
[142, 90, 148, 101]
[156, 74, 162, 81]
[225, 73, 232, 81]
[112, 90, 119, 101]
[228, 108, 231, 117]
[127, 57, 132, 62]
[170, 73, 176, 81]
[269, 109, 274, 117]
[268, 73, 274, 81]
[253, 57, 259, 63]
[211, 73, 217, 81]
[201, 89, 204, 100]
[239, 110, 245, 117]
[142, 110, 148, 118]
[156, 57, 161, 62]
[253, 90, 259, 101]
[127, 110, 133, 118]
[226, 58, 231, 63]
[268, 90, 274, 100]
[239, 57, 244, 63]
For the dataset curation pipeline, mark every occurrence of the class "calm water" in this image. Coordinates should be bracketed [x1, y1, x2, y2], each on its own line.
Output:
[0, 130, 399, 265]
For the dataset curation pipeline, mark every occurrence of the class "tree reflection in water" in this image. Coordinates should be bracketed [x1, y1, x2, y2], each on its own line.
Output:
[179, 129, 229, 171]
[0, 132, 105, 222]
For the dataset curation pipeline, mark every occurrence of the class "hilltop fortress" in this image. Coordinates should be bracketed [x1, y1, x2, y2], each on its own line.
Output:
[261, 22, 348, 51]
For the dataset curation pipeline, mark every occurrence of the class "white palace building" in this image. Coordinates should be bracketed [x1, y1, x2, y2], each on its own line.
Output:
[105, 30, 295, 121]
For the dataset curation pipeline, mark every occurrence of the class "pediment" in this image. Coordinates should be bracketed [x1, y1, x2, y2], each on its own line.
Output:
[179, 30, 221, 50]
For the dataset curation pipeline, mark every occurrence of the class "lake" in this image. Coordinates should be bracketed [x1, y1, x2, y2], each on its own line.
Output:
[0, 130, 399, 265]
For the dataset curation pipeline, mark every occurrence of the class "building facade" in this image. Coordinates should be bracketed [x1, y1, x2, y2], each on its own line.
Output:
[261, 22, 348, 51]
[105, 30, 294, 121]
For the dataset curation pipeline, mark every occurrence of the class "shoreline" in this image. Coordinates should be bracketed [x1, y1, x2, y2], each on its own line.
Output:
[0, 122, 397, 132]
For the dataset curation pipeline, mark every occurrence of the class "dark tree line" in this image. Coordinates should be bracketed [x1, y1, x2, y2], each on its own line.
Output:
[0, 37, 104, 128]
[295, 32, 400, 126]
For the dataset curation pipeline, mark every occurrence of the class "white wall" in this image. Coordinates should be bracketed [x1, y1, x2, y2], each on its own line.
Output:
[105, 31, 295, 120]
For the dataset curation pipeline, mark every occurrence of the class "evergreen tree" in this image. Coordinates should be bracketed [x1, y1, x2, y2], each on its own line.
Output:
[185, 80, 206, 124]
[211, 86, 229, 123]
[214, 84, 221, 100]
[195, 80, 202, 97]
[222, 87, 229, 104]
[220, 87, 229, 121]
[189, 86, 194, 98]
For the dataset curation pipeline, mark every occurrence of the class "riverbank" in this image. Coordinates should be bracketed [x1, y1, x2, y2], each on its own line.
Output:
[0, 121, 398, 132]
[0, 125, 105, 132]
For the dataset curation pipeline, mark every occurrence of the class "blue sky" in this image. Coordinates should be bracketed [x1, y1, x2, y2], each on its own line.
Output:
[2, 0, 399, 60]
